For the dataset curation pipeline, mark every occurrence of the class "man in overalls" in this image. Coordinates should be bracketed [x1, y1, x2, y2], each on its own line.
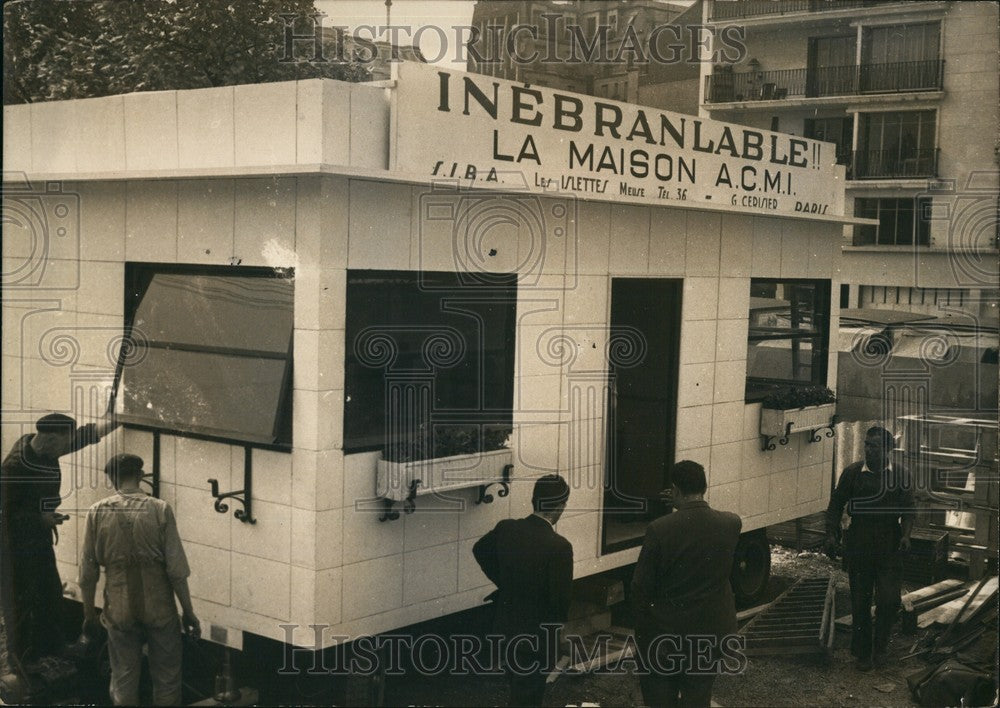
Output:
[79, 453, 200, 705]
[826, 426, 914, 670]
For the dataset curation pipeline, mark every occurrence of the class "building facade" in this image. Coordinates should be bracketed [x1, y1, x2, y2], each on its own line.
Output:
[467, 0, 690, 104]
[701, 0, 999, 324]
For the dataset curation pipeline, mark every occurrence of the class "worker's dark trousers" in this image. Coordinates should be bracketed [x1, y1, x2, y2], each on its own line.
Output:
[845, 523, 902, 660]
[639, 672, 715, 708]
[636, 631, 718, 708]
[2, 538, 66, 663]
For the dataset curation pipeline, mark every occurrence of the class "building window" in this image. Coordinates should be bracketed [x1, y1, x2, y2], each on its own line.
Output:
[856, 110, 936, 178]
[863, 23, 940, 65]
[114, 264, 294, 449]
[607, 9, 618, 37]
[804, 116, 853, 166]
[746, 279, 831, 401]
[343, 270, 516, 455]
[854, 197, 931, 246]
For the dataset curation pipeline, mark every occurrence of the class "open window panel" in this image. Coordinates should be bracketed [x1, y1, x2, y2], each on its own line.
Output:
[745, 278, 832, 402]
[112, 263, 295, 450]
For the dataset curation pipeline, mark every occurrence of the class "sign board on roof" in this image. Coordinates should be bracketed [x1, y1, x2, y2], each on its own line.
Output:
[391, 62, 845, 217]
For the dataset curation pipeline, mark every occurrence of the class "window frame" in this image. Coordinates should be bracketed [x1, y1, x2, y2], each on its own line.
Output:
[745, 278, 832, 402]
[112, 262, 295, 452]
[853, 196, 931, 246]
[856, 109, 937, 178]
[342, 269, 517, 456]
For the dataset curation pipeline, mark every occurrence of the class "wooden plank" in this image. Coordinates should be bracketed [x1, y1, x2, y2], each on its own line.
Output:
[901, 579, 964, 604]
[818, 577, 834, 643]
[826, 591, 836, 650]
[918, 577, 998, 628]
[736, 602, 772, 622]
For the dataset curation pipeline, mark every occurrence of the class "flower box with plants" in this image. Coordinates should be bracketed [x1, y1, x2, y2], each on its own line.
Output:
[759, 386, 837, 441]
[376, 425, 513, 503]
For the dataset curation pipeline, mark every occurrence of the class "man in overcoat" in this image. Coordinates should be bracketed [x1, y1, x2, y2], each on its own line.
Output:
[632, 460, 742, 707]
[473, 474, 574, 707]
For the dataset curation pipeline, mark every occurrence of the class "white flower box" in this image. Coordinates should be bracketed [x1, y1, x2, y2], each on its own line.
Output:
[760, 403, 837, 438]
[376, 448, 513, 502]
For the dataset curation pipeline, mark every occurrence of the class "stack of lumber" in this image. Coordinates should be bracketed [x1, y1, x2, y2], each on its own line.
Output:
[899, 578, 968, 633]
[904, 575, 998, 704]
[918, 576, 997, 658]
[834, 578, 971, 633]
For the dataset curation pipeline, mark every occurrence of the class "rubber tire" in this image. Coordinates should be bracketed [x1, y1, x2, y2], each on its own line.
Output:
[730, 530, 771, 605]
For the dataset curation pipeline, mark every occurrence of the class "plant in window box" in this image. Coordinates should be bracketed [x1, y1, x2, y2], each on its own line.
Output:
[376, 424, 513, 506]
[759, 386, 837, 449]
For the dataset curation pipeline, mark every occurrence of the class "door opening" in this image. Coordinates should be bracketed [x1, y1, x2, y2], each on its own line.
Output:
[601, 278, 682, 554]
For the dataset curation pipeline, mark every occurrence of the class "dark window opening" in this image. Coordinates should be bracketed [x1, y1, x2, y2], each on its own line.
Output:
[804, 116, 854, 166]
[344, 270, 516, 457]
[854, 197, 931, 246]
[114, 264, 294, 449]
[746, 279, 831, 402]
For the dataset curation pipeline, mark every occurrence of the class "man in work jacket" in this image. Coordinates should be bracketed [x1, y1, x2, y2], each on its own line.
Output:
[79, 453, 200, 705]
[826, 425, 914, 671]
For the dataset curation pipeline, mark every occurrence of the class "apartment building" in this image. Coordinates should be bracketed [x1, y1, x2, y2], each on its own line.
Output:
[701, 0, 999, 324]
[467, 0, 692, 106]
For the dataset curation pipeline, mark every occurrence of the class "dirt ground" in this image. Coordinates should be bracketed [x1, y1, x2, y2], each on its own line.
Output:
[2, 544, 990, 706]
[384, 546, 962, 708]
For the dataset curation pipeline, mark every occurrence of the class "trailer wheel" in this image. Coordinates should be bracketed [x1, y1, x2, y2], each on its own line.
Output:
[731, 530, 771, 604]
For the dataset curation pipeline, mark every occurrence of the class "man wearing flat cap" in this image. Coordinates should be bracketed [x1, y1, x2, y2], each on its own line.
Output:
[0, 412, 119, 664]
[79, 453, 199, 706]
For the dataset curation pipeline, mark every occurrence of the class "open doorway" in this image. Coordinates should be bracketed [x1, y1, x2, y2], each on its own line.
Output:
[601, 278, 682, 554]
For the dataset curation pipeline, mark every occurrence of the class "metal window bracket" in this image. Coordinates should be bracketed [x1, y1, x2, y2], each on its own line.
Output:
[208, 446, 256, 524]
[808, 415, 840, 443]
[761, 422, 795, 452]
[476, 464, 513, 505]
[379, 479, 421, 522]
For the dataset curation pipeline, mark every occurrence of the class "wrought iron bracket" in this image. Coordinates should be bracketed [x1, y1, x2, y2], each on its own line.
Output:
[761, 422, 795, 452]
[207, 446, 256, 524]
[476, 463, 514, 505]
[808, 415, 840, 444]
[379, 479, 421, 522]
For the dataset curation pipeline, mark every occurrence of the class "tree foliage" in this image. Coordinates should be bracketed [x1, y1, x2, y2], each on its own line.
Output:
[3, 0, 369, 104]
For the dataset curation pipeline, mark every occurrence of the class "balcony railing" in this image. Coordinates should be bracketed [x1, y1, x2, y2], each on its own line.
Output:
[710, 0, 905, 21]
[851, 148, 939, 179]
[704, 60, 944, 102]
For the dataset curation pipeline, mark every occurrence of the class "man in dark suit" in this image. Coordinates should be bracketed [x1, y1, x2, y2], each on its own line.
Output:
[473, 475, 574, 707]
[826, 426, 913, 671]
[632, 460, 742, 708]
